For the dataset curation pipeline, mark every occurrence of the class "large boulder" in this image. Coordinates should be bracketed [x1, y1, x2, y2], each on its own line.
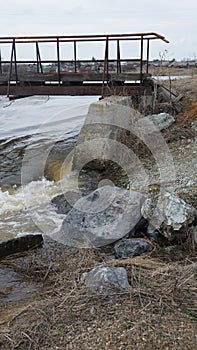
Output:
[51, 190, 81, 215]
[146, 112, 175, 131]
[52, 185, 145, 248]
[142, 191, 197, 242]
[81, 264, 130, 295]
[114, 239, 152, 258]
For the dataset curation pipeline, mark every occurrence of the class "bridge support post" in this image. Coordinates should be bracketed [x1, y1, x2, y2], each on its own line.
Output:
[117, 39, 121, 74]
[7, 39, 18, 97]
[140, 35, 144, 85]
[74, 41, 77, 73]
[0, 50, 2, 75]
[102, 36, 109, 96]
[57, 37, 61, 85]
[146, 39, 150, 74]
[36, 42, 43, 74]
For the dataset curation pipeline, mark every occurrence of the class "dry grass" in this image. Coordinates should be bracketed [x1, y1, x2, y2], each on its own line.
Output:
[162, 74, 197, 101]
[0, 242, 197, 350]
[175, 98, 197, 124]
[0, 71, 197, 349]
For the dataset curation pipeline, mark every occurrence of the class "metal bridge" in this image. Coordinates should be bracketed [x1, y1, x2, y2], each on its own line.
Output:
[0, 32, 168, 98]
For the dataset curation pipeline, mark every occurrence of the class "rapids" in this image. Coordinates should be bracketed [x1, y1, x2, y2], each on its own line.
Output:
[0, 95, 98, 241]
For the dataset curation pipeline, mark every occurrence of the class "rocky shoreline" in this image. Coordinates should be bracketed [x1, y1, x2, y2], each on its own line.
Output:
[0, 76, 197, 350]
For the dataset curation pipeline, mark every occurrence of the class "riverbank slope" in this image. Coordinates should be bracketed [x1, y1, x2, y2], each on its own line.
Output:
[0, 75, 197, 350]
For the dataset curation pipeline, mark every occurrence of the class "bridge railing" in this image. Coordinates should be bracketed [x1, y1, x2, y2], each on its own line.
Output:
[0, 33, 169, 97]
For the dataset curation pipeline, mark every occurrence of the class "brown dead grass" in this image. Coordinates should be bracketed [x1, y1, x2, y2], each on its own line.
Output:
[0, 243, 197, 350]
[163, 74, 197, 101]
[160, 76, 197, 142]
[176, 98, 197, 124]
[0, 74, 197, 349]
[150, 66, 197, 79]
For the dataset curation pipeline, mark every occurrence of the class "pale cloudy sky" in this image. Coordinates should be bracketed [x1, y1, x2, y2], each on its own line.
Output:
[0, 0, 196, 60]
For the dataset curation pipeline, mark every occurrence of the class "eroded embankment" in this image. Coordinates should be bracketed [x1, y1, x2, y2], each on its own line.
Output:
[0, 89, 196, 350]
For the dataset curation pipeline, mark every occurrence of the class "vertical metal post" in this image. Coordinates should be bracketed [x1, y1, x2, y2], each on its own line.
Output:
[146, 39, 150, 74]
[0, 50, 2, 75]
[7, 40, 14, 97]
[36, 42, 39, 73]
[36, 42, 43, 74]
[105, 36, 109, 77]
[13, 39, 18, 83]
[117, 39, 121, 74]
[140, 35, 144, 84]
[57, 37, 61, 84]
[102, 36, 109, 96]
[0, 50, 3, 74]
[103, 36, 109, 77]
[74, 41, 77, 73]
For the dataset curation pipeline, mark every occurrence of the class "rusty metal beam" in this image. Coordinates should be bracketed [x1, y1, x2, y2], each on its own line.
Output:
[0, 84, 152, 97]
[1, 58, 143, 65]
[0, 72, 150, 83]
[0, 32, 169, 43]
[0, 37, 168, 44]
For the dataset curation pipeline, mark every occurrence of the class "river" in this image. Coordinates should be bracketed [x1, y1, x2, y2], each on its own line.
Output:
[0, 95, 98, 242]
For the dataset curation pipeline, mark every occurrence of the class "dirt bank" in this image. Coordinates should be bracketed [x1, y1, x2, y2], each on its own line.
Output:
[0, 77, 196, 349]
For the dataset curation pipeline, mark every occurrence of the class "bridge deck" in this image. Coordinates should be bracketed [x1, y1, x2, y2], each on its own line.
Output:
[0, 72, 151, 84]
[0, 84, 152, 98]
[0, 73, 152, 97]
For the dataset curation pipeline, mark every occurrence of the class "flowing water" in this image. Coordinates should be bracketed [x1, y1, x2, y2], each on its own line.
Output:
[0, 95, 98, 243]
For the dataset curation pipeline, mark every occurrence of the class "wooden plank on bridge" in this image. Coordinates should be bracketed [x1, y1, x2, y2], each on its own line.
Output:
[0, 84, 152, 98]
[0, 72, 151, 83]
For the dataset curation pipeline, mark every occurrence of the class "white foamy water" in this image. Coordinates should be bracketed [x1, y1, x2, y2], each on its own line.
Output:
[0, 177, 72, 239]
[0, 178, 59, 215]
[0, 95, 98, 241]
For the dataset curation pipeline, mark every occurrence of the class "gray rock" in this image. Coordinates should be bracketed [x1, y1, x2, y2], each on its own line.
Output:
[194, 229, 197, 244]
[115, 239, 152, 258]
[81, 264, 130, 295]
[0, 234, 43, 259]
[142, 191, 197, 241]
[146, 112, 175, 131]
[54, 185, 145, 248]
[51, 190, 81, 215]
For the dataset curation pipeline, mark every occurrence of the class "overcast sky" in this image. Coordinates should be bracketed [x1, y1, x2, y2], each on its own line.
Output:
[0, 0, 196, 60]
